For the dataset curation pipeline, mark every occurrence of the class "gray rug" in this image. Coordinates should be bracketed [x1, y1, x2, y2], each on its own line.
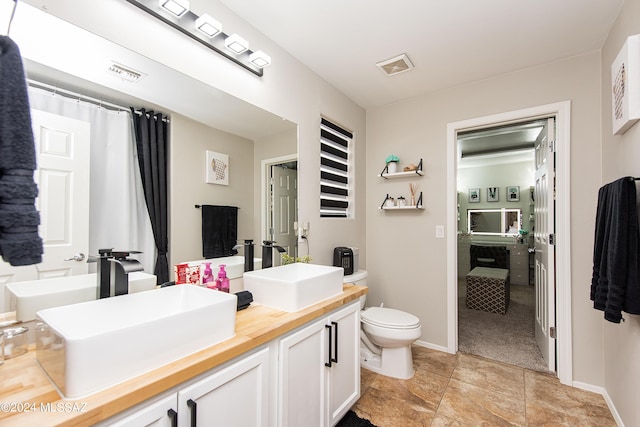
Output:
[458, 280, 551, 373]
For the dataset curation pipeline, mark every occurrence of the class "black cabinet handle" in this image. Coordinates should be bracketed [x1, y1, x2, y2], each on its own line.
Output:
[325, 324, 333, 367]
[167, 408, 178, 427]
[331, 321, 339, 363]
[187, 399, 197, 427]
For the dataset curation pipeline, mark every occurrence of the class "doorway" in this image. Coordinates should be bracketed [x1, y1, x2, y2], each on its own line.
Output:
[446, 102, 573, 385]
[261, 155, 298, 267]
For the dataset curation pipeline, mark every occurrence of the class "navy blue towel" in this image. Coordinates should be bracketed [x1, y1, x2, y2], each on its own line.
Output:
[590, 178, 640, 323]
[0, 36, 43, 266]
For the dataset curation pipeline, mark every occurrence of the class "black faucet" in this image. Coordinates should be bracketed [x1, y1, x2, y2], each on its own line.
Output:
[96, 249, 143, 298]
[261, 241, 287, 269]
[232, 239, 256, 272]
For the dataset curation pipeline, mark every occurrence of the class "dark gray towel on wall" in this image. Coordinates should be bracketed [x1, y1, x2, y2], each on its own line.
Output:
[590, 177, 640, 323]
[201, 205, 238, 259]
[0, 36, 43, 266]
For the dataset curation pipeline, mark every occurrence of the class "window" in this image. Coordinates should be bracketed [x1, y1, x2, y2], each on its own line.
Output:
[320, 118, 352, 218]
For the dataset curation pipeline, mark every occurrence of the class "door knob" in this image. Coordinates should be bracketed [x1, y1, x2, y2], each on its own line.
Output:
[528, 248, 538, 254]
[65, 253, 86, 262]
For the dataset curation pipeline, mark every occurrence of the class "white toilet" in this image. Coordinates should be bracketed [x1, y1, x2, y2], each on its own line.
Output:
[344, 270, 422, 380]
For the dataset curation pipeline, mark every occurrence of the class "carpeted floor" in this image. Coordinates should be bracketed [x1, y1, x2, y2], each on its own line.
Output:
[458, 279, 551, 373]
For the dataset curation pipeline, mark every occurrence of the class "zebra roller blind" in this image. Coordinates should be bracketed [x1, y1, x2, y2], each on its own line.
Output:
[320, 118, 352, 218]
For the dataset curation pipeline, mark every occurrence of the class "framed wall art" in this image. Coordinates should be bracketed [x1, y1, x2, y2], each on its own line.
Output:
[611, 34, 640, 135]
[487, 187, 499, 202]
[468, 188, 480, 203]
[206, 150, 229, 185]
[506, 186, 520, 202]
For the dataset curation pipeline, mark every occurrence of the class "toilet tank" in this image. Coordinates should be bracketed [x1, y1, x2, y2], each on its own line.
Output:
[344, 270, 368, 309]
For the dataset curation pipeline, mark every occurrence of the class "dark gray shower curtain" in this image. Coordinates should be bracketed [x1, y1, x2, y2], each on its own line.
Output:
[130, 108, 169, 284]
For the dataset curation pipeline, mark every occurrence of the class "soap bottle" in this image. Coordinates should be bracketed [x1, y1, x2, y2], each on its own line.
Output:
[217, 264, 229, 293]
[202, 262, 216, 289]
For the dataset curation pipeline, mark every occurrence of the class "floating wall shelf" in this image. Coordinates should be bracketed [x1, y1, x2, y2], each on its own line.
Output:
[379, 192, 424, 210]
[379, 159, 423, 178]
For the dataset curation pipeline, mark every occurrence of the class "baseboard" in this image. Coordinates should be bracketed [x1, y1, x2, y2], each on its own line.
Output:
[572, 381, 624, 427]
[414, 340, 450, 354]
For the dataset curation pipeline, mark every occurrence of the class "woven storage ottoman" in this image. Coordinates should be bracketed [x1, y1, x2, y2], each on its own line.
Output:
[465, 267, 510, 314]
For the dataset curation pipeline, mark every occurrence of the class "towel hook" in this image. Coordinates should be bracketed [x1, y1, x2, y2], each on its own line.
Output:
[4, 0, 18, 37]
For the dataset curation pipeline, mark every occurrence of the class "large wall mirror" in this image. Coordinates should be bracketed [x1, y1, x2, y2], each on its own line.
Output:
[467, 209, 521, 236]
[0, 3, 298, 311]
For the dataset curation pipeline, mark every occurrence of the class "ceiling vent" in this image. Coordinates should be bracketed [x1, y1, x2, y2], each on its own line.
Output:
[376, 53, 414, 77]
[106, 62, 147, 83]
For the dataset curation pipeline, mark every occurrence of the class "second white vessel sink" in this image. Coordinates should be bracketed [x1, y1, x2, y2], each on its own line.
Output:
[36, 285, 237, 398]
[5, 272, 157, 322]
[243, 263, 344, 312]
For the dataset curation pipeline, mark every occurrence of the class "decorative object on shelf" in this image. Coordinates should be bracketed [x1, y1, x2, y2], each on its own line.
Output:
[384, 196, 396, 208]
[611, 34, 640, 135]
[379, 158, 423, 178]
[468, 188, 480, 203]
[487, 187, 498, 202]
[281, 254, 312, 265]
[206, 150, 229, 185]
[397, 196, 407, 207]
[385, 154, 400, 173]
[409, 182, 419, 206]
[506, 185, 520, 202]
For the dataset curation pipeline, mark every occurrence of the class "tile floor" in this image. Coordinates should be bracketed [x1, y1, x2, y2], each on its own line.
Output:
[352, 346, 617, 427]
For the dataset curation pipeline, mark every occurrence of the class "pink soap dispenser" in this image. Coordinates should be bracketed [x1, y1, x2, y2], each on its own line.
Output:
[203, 262, 216, 289]
[217, 264, 230, 293]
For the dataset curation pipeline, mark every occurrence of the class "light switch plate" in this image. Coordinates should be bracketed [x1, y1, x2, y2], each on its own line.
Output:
[435, 225, 445, 238]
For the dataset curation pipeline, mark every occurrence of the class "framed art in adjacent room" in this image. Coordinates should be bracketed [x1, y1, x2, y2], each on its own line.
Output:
[507, 186, 520, 202]
[487, 187, 499, 202]
[611, 34, 640, 135]
[206, 150, 229, 185]
[468, 188, 480, 203]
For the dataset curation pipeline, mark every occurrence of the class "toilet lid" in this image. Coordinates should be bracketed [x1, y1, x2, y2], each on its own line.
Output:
[361, 307, 420, 329]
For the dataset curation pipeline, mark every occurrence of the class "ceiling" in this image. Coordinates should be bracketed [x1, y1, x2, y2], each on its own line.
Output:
[215, 0, 624, 109]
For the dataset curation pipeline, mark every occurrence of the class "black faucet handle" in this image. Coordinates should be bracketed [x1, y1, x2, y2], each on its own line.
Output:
[243, 239, 254, 245]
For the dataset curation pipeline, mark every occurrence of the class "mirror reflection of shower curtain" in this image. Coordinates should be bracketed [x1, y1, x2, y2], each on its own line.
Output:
[27, 86, 156, 274]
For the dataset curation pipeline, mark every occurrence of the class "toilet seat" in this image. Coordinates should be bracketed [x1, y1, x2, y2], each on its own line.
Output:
[361, 307, 420, 330]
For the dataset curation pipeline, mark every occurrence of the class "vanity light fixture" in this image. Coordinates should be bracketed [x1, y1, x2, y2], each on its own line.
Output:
[195, 14, 222, 38]
[158, 0, 189, 18]
[225, 33, 249, 54]
[126, 0, 270, 76]
[250, 50, 271, 68]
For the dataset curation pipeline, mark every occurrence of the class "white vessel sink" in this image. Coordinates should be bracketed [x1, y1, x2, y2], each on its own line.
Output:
[243, 263, 344, 312]
[36, 285, 237, 398]
[5, 272, 157, 322]
[180, 256, 262, 280]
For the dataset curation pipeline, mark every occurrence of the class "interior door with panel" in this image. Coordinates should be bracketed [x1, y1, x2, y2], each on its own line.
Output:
[0, 109, 90, 310]
[271, 164, 297, 263]
[534, 117, 556, 371]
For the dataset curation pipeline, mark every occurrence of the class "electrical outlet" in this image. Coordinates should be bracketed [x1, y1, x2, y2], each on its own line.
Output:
[435, 225, 445, 239]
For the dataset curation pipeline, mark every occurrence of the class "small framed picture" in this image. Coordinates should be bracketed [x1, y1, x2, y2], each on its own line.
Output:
[506, 186, 520, 202]
[206, 150, 229, 185]
[468, 188, 480, 203]
[611, 35, 640, 135]
[487, 187, 499, 202]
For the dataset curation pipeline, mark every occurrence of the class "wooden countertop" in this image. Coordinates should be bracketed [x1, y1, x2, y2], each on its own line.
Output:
[0, 284, 367, 426]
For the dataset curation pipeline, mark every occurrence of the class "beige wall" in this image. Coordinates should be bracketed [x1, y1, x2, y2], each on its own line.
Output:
[600, 0, 640, 424]
[169, 114, 255, 266]
[366, 51, 603, 384]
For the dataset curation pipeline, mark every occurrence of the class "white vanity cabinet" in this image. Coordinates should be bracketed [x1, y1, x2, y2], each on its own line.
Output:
[177, 347, 270, 426]
[101, 347, 269, 427]
[277, 301, 360, 427]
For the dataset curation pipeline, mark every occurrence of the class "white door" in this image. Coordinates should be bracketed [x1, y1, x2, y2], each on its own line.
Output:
[534, 117, 556, 371]
[271, 165, 298, 262]
[0, 110, 90, 309]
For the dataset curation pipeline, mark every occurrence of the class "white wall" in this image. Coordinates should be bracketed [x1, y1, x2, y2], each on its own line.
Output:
[366, 52, 603, 384]
[600, 0, 640, 424]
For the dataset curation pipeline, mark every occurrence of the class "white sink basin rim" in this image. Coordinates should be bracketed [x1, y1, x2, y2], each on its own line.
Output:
[36, 285, 237, 398]
[243, 263, 344, 312]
